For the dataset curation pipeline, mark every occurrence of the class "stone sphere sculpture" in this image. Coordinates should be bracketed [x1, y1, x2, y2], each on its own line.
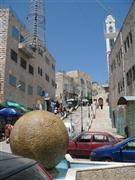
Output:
[10, 110, 69, 169]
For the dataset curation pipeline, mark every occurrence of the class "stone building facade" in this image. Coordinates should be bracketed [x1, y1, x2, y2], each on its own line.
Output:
[55, 72, 78, 103]
[108, 1, 135, 135]
[0, 8, 56, 109]
[67, 70, 92, 99]
[56, 70, 92, 103]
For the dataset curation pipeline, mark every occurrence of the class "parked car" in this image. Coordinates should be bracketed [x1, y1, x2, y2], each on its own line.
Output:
[68, 131, 123, 158]
[90, 136, 135, 162]
[0, 151, 53, 180]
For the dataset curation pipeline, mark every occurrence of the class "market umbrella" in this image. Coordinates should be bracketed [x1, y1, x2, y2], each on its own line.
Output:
[0, 108, 22, 117]
[1, 100, 30, 113]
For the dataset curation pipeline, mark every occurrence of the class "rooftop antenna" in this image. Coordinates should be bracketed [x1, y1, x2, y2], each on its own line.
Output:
[26, 0, 46, 52]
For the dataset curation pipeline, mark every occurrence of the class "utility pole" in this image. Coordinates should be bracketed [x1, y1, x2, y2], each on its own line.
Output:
[81, 99, 83, 132]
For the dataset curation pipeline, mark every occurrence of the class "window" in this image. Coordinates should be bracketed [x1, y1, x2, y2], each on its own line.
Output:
[118, 82, 120, 94]
[38, 67, 40, 75]
[113, 59, 116, 69]
[20, 58, 27, 69]
[9, 74, 16, 87]
[124, 32, 133, 54]
[52, 80, 55, 87]
[111, 64, 113, 72]
[0, 18, 4, 29]
[10, 49, 17, 63]
[29, 64, 34, 75]
[109, 26, 113, 33]
[127, 36, 130, 48]
[109, 39, 115, 49]
[12, 26, 19, 41]
[126, 69, 132, 86]
[93, 135, 108, 142]
[78, 134, 92, 142]
[124, 41, 127, 53]
[18, 81, 25, 92]
[6, 164, 48, 180]
[124, 140, 135, 150]
[28, 85, 33, 95]
[127, 72, 130, 86]
[38, 67, 42, 76]
[37, 86, 42, 96]
[45, 56, 50, 64]
[129, 31, 132, 44]
[45, 73, 49, 82]
[20, 34, 25, 43]
[119, 48, 122, 60]
[80, 78, 85, 84]
[38, 48, 43, 56]
[122, 77, 125, 89]
[132, 65, 135, 81]
[52, 64, 55, 71]
[108, 136, 116, 143]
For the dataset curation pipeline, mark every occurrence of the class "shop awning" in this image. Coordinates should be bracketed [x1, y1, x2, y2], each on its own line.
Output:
[117, 96, 135, 105]
[1, 100, 30, 113]
[0, 108, 22, 117]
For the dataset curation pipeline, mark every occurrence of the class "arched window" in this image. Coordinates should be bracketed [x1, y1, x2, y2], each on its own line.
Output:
[109, 26, 113, 33]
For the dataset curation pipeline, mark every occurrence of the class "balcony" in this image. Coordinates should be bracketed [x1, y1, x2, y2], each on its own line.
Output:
[104, 32, 118, 39]
[18, 42, 34, 58]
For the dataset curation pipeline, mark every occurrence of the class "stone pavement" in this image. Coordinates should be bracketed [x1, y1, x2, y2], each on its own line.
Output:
[89, 105, 120, 137]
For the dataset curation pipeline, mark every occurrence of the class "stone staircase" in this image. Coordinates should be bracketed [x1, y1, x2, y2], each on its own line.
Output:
[90, 104, 118, 136]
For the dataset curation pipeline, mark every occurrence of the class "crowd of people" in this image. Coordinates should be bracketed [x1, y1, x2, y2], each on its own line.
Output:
[0, 97, 104, 143]
[91, 98, 104, 119]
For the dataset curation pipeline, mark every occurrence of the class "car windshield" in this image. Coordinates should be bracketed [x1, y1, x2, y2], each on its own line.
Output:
[6, 164, 50, 180]
[113, 136, 134, 146]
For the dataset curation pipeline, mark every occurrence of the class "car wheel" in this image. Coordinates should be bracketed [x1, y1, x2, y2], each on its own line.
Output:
[102, 157, 112, 162]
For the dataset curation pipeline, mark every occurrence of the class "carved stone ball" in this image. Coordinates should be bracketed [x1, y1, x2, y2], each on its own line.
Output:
[10, 110, 69, 169]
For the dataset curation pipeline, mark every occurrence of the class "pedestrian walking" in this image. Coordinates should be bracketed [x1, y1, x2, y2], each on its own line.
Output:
[91, 99, 97, 119]
[98, 97, 103, 109]
[124, 125, 129, 138]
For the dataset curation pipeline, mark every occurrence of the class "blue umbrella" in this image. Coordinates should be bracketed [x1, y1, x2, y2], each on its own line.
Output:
[0, 108, 22, 117]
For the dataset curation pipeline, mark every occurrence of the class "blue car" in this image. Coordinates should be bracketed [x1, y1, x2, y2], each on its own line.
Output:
[90, 136, 135, 162]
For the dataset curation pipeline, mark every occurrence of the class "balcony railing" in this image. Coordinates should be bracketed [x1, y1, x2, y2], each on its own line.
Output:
[18, 42, 34, 58]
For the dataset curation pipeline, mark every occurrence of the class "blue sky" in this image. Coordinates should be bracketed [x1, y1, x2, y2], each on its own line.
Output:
[0, 0, 132, 84]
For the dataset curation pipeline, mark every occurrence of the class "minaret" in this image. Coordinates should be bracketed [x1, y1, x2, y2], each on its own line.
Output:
[105, 15, 118, 73]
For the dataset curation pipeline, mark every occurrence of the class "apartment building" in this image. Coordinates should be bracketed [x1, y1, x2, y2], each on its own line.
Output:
[67, 70, 92, 99]
[108, 1, 135, 135]
[56, 70, 92, 106]
[55, 72, 78, 103]
[0, 8, 56, 109]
